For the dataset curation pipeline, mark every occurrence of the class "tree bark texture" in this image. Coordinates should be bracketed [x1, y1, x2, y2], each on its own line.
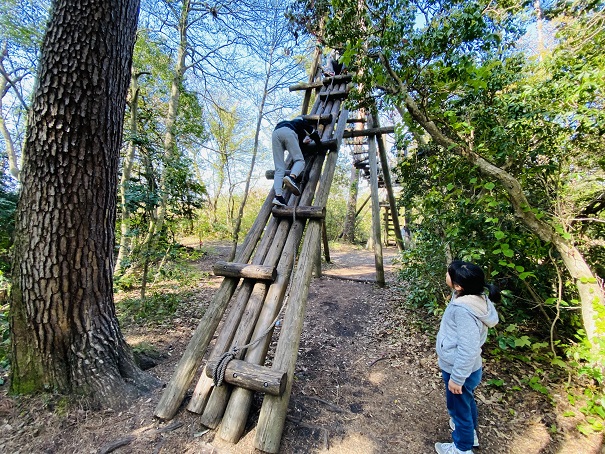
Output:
[10, 0, 158, 407]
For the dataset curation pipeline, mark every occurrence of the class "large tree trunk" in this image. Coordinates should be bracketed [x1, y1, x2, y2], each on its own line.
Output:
[10, 0, 158, 408]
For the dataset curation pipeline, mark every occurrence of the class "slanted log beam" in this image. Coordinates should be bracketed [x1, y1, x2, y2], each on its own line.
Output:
[205, 360, 287, 397]
[213, 261, 277, 281]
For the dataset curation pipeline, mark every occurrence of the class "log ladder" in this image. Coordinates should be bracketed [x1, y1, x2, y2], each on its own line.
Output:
[154, 55, 352, 453]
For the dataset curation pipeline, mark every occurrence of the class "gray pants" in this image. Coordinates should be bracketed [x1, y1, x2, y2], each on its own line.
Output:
[272, 127, 305, 196]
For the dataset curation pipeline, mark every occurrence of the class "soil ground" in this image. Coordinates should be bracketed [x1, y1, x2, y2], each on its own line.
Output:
[0, 241, 603, 454]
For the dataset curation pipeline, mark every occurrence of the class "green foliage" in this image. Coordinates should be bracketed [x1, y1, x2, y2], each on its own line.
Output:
[324, 191, 371, 243]
[0, 168, 18, 275]
[115, 242, 205, 292]
[0, 0, 48, 50]
[0, 304, 9, 382]
[118, 291, 188, 324]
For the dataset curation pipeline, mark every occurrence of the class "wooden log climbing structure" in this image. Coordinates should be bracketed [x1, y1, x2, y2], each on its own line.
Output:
[153, 51, 402, 453]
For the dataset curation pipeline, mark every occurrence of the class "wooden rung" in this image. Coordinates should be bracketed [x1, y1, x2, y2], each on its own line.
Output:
[271, 206, 326, 219]
[322, 74, 353, 85]
[319, 90, 348, 99]
[205, 359, 287, 396]
[265, 169, 291, 180]
[288, 81, 324, 92]
[213, 261, 277, 281]
[342, 126, 395, 138]
[301, 114, 333, 124]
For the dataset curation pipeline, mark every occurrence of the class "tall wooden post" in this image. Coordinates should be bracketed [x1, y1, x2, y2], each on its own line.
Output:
[301, 46, 322, 115]
[367, 113, 385, 287]
[374, 112, 404, 251]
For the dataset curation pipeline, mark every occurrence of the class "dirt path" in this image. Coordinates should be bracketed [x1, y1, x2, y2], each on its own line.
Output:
[0, 242, 602, 453]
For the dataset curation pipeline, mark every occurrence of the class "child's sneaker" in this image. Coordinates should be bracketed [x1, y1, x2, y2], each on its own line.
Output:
[272, 195, 287, 206]
[449, 418, 479, 447]
[283, 175, 301, 196]
[435, 442, 473, 454]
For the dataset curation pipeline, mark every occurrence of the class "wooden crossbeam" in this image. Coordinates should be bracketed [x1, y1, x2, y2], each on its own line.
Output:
[271, 206, 326, 219]
[205, 360, 287, 396]
[342, 126, 395, 138]
[301, 113, 333, 124]
[213, 261, 277, 281]
[322, 74, 352, 85]
[319, 89, 348, 100]
[288, 81, 324, 92]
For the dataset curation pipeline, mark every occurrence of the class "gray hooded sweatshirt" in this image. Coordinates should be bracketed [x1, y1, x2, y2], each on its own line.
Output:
[436, 293, 499, 386]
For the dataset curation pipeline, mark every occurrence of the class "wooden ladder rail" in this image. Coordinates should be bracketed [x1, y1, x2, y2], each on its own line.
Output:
[154, 55, 352, 454]
[254, 106, 351, 453]
[205, 77, 351, 441]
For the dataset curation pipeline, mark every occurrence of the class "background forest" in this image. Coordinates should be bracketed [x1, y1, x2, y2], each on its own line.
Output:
[0, 0, 603, 446]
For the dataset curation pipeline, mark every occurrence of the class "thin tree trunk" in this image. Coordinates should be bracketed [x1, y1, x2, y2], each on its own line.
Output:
[10, 0, 158, 407]
[228, 65, 272, 261]
[146, 0, 190, 243]
[0, 44, 20, 181]
[115, 71, 142, 276]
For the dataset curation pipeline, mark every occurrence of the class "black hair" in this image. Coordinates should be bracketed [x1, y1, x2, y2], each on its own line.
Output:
[447, 260, 501, 303]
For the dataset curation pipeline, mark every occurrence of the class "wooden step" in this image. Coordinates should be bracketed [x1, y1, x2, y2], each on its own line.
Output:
[206, 359, 287, 396]
[213, 261, 277, 281]
[271, 206, 326, 219]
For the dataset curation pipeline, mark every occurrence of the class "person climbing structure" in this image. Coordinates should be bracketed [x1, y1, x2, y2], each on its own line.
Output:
[323, 49, 346, 77]
[271, 116, 321, 206]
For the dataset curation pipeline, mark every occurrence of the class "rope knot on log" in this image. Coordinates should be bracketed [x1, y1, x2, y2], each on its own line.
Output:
[213, 347, 238, 387]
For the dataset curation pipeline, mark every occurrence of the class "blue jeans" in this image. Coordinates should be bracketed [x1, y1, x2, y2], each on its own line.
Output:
[442, 368, 482, 451]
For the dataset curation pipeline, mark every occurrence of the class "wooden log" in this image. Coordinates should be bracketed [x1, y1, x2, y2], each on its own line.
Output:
[367, 113, 385, 288]
[301, 113, 332, 124]
[322, 74, 352, 85]
[265, 169, 290, 180]
[319, 89, 348, 99]
[253, 109, 350, 453]
[289, 81, 324, 91]
[321, 221, 331, 264]
[205, 359, 287, 396]
[199, 151, 326, 429]
[374, 114, 404, 251]
[213, 261, 276, 281]
[301, 47, 322, 115]
[154, 191, 275, 420]
[314, 235, 322, 278]
[342, 126, 395, 138]
[271, 206, 325, 219]
[217, 116, 334, 445]
[188, 203, 287, 416]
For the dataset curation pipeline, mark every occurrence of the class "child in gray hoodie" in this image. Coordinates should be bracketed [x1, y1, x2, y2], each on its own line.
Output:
[435, 261, 500, 454]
